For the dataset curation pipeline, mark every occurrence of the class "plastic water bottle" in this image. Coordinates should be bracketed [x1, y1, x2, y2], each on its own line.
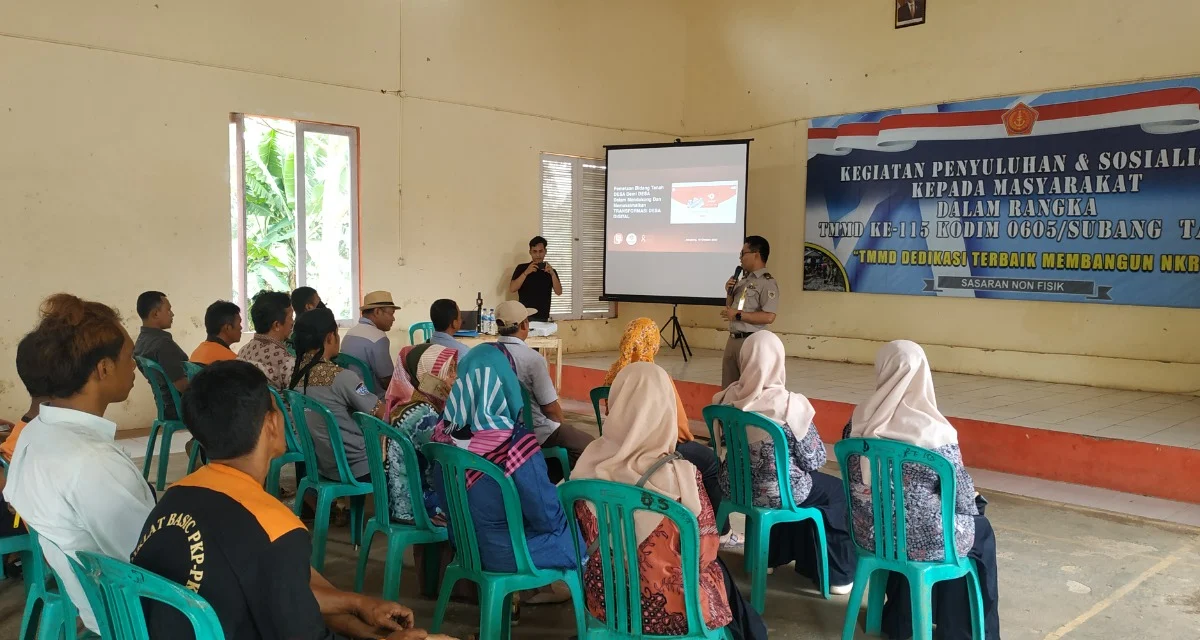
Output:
[487, 308, 496, 334]
[482, 308, 492, 335]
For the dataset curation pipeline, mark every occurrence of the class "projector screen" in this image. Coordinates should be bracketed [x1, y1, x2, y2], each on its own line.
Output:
[603, 140, 750, 305]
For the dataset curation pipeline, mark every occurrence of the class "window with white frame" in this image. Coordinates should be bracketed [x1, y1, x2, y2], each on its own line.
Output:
[230, 114, 360, 324]
[539, 153, 614, 320]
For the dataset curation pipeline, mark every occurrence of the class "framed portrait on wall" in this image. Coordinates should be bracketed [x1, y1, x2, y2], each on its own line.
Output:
[896, 0, 926, 28]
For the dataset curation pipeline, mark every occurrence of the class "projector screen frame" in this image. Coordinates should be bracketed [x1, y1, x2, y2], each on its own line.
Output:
[599, 138, 753, 307]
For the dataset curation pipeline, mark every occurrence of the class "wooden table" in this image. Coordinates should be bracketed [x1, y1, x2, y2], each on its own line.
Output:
[456, 335, 564, 390]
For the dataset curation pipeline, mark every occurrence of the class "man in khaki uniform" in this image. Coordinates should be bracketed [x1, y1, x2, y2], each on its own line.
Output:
[720, 236, 780, 388]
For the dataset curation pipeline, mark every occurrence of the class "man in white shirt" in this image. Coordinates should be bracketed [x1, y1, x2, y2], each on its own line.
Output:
[4, 296, 156, 633]
[493, 300, 594, 482]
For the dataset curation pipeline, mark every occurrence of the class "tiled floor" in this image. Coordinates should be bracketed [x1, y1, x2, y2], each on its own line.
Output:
[566, 349, 1200, 448]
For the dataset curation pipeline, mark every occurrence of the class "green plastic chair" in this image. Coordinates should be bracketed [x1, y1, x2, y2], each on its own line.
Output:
[558, 479, 730, 639]
[283, 390, 372, 571]
[331, 353, 379, 395]
[408, 321, 435, 345]
[833, 438, 985, 640]
[265, 387, 305, 498]
[17, 527, 95, 640]
[423, 442, 585, 640]
[69, 550, 225, 640]
[352, 413, 449, 601]
[135, 357, 192, 491]
[520, 386, 570, 481]
[702, 405, 830, 613]
[589, 386, 610, 435]
[181, 361, 206, 381]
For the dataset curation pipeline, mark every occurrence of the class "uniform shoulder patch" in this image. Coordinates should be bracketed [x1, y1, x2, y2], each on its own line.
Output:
[768, 289, 777, 299]
[763, 272, 774, 280]
[355, 383, 370, 396]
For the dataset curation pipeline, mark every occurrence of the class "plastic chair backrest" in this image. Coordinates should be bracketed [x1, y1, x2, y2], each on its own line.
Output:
[519, 385, 535, 430]
[267, 387, 300, 454]
[331, 353, 378, 394]
[409, 322, 435, 345]
[283, 390, 360, 485]
[703, 405, 799, 512]
[834, 438, 960, 564]
[181, 361, 206, 382]
[559, 479, 713, 638]
[134, 357, 183, 422]
[423, 443, 538, 576]
[71, 550, 225, 640]
[590, 386, 610, 434]
[355, 412, 439, 531]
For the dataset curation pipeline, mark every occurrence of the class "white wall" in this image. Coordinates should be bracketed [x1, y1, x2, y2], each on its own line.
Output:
[0, 0, 687, 426]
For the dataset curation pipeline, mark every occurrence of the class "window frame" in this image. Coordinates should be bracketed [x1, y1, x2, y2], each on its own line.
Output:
[230, 114, 362, 326]
[538, 152, 616, 321]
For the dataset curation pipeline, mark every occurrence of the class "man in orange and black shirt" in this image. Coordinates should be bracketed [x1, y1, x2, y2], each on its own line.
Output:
[131, 360, 453, 640]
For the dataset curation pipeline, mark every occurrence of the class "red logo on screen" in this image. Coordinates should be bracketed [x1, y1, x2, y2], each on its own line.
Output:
[1003, 103, 1038, 136]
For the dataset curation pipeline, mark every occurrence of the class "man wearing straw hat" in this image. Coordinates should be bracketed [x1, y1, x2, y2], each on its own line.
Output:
[341, 291, 400, 392]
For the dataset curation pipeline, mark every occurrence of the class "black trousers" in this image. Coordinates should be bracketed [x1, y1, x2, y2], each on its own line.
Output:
[767, 471, 857, 587]
[676, 441, 729, 534]
[881, 514, 1001, 640]
[717, 557, 768, 640]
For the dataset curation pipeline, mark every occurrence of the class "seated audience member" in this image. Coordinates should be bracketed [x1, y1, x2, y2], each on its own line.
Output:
[132, 361, 451, 640]
[237, 290, 296, 390]
[714, 331, 856, 594]
[0, 334, 51, 464]
[493, 300, 594, 480]
[290, 308, 385, 483]
[342, 291, 399, 391]
[134, 291, 189, 413]
[428, 299, 471, 359]
[603, 317, 735, 544]
[433, 344, 579, 595]
[4, 294, 157, 633]
[190, 300, 243, 365]
[844, 340, 1000, 640]
[383, 344, 458, 523]
[288, 286, 323, 353]
[574, 362, 767, 639]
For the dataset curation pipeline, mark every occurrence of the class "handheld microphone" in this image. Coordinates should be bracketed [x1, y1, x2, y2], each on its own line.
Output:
[728, 266, 743, 294]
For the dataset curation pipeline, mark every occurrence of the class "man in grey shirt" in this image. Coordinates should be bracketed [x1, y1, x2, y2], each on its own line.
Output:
[341, 291, 398, 391]
[133, 291, 189, 418]
[493, 301, 594, 482]
[428, 299, 471, 360]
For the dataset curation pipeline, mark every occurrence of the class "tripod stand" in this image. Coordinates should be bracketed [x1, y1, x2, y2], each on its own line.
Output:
[661, 304, 693, 362]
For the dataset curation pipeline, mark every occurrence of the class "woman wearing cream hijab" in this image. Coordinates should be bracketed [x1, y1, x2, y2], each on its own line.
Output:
[575, 362, 766, 639]
[713, 331, 856, 594]
[603, 317, 733, 544]
[845, 340, 999, 640]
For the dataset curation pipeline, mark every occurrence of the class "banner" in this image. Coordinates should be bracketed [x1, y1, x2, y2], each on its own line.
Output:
[803, 79, 1200, 308]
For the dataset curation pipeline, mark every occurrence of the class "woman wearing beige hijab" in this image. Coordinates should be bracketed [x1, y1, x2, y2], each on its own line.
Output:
[845, 340, 999, 640]
[574, 362, 766, 639]
[713, 331, 856, 593]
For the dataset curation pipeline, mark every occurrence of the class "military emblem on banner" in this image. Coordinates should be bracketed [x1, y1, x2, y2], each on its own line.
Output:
[1003, 103, 1038, 136]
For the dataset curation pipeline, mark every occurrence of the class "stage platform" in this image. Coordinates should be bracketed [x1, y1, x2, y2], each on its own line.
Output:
[556, 348, 1200, 507]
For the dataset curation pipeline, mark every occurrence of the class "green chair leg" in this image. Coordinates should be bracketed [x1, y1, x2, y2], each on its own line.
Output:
[478, 582, 507, 640]
[748, 516, 769, 613]
[543, 446, 571, 481]
[842, 572, 871, 640]
[431, 567, 462, 633]
[968, 566, 986, 640]
[349, 495, 366, 548]
[186, 440, 204, 474]
[155, 426, 174, 491]
[353, 525, 378, 594]
[142, 423, 161, 479]
[812, 513, 830, 599]
[911, 574, 934, 640]
[310, 490, 334, 571]
[380, 540, 406, 603]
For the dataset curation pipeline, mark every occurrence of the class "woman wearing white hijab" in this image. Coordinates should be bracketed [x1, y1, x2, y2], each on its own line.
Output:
[713, 331, 856, 593]
[845, 340, 999, 640]
[575, 363, 766, 639]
